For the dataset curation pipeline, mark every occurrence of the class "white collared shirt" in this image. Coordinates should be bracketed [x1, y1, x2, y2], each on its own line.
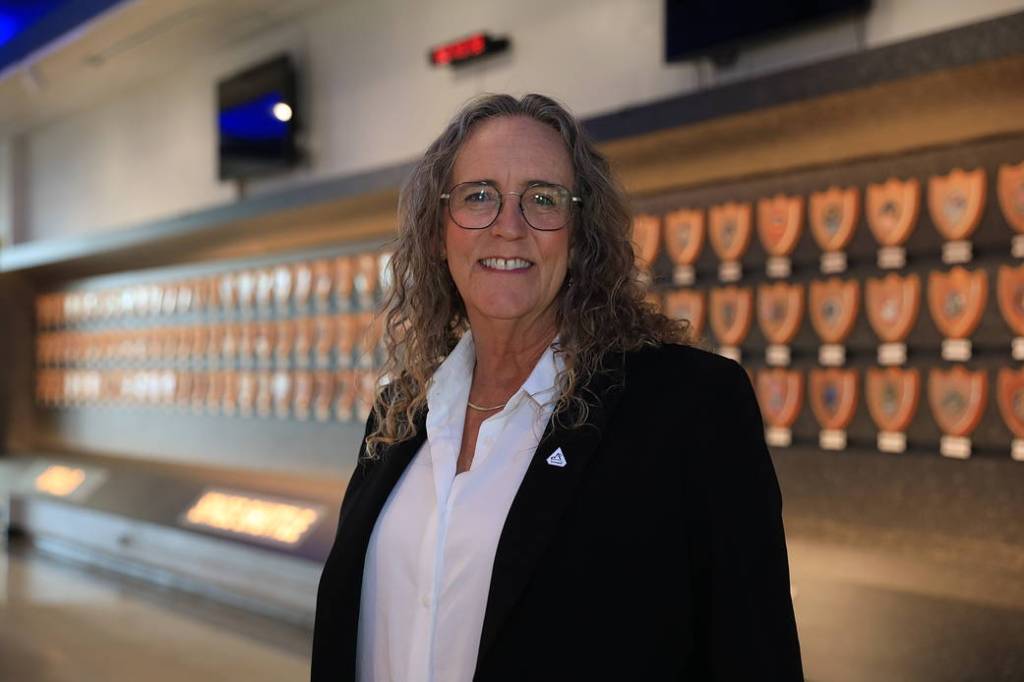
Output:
[356, 331, 561, 682]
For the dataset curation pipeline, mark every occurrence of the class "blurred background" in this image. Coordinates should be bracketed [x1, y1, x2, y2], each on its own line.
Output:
[2, 1, 1024, 680]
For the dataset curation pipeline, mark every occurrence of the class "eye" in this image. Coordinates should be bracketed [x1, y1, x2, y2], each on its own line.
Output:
[457, 184, 498, 205]
[526, 185, 564, 210]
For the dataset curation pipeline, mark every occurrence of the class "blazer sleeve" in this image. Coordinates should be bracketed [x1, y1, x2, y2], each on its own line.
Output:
[687, 359, 804, 681]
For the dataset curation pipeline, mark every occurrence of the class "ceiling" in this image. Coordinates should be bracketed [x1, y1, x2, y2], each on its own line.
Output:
[0, 0, 327, 137]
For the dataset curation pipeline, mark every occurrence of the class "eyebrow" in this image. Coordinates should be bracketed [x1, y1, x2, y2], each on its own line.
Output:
[458, 178, 569, 189]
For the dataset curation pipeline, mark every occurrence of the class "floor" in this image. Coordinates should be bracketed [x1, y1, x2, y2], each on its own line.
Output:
[0, 537, 311, 682]
[2, 531, 1024, 681]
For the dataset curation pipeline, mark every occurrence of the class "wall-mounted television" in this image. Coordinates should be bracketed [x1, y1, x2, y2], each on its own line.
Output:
[665, 0, 872, 63]
[217, 54, 300, 181]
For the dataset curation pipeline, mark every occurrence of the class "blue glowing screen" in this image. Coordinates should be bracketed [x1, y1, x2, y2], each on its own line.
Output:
[218, 91, 289, 141]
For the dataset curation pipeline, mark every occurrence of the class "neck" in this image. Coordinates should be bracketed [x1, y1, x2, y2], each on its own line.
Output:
[466, 311, 558, 404]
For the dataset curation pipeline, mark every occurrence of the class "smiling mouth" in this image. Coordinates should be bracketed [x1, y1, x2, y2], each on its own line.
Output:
[478, 257, 534, 271]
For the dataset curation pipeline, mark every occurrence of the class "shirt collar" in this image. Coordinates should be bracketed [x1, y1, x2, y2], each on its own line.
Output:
[426, 330, 476, 429]
[426, 331, 563, 424]
[519, 337, 562, 409]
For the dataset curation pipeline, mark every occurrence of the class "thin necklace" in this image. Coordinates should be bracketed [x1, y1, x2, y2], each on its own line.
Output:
[467, 398, 506, 411]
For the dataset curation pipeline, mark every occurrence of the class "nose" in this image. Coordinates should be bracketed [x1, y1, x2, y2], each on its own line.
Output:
[490, 192, 529, 239]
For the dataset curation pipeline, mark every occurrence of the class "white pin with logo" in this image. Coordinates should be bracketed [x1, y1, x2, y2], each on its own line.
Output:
[546, 448, 567, 467]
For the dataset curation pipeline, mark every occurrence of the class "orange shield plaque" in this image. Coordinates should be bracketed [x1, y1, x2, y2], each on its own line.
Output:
[334, 255, 355, 305]
[997, 161, 1024, 233]
[809, 278, 860, 344]
[709, 286, 753, 346]
[663, 208, 704, 266]
[757, 194, 804, 257]
[334, 369, 357, 421]
[632, 213, 662, 270]
[997, 264, 1024, 336]
[928, 367, 988, 437]
[996, 367, 1024, 438]
[354, 253, 379, 303]
[757, 282, 804, 345]
[866, 367, 920, 432]
[867, 177, 920, 246]
[927, 267, 988, 339]
[865, 273, 921, 343]
[663, 290, 705, 338]
[927, 168, 986, 241]
[709, 202, 753, 262]
[809, 368, 858, 430]
[756, 369, 804, 429]
[810, 186, 859, 252]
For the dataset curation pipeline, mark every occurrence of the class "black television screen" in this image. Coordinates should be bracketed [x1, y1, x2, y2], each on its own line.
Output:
[218, 55, 299, 180]
[665, 0, 872, 62]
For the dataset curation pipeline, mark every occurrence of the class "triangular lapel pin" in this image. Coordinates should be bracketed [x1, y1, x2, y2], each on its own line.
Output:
[546, 447, 567, 467]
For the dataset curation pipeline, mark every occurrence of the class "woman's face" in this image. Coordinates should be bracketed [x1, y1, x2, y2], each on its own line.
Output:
[444, 116, 573, 333]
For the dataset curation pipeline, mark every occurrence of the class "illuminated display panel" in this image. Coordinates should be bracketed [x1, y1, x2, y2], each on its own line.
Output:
[34, 465, 86, 497]
[182, 489, 323, 547]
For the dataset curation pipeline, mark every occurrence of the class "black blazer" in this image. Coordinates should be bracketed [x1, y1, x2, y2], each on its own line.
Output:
[312, 343, 803, 681]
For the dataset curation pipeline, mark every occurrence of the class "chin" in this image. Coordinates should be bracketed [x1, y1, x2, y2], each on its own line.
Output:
[468, 294, 543, 323]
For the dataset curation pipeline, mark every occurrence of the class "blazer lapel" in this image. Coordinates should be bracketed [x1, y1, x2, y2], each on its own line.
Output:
[476, 357, 627, 665]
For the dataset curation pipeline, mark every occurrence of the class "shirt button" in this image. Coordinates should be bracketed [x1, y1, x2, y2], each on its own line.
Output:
[421, 594, 430, 608]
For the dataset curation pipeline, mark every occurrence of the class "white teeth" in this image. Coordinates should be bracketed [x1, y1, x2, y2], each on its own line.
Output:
[480, 257, 532, 270]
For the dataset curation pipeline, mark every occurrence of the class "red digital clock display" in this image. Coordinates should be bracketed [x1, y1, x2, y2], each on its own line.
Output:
[429, 32, 509, 67]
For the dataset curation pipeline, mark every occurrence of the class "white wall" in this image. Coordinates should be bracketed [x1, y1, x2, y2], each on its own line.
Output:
[11, 0, 1024, 245]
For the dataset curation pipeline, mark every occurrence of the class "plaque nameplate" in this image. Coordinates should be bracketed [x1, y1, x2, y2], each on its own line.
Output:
[878, 342, 907, 366]
[1014, 337, 1024, 361]
[940, 435, 971, 460]
[719, 261, 742, 282]
[941, 338, 972, 362]
[878, 246, 906, 269]
[766, 344, 790, 366]
[878, 431, 907, 453]
[942, 240, 972, 264]
[1014, 440, 1024, 462]
[765, 427, 792, 447]
[1014, 236, 1024, 259]
[766, 256, 791, 278]
[819, 344, 846, 366]
[820, 251, 847, 274]
[819, 429, 847, 451]
[673, 265, 695, 286]
[718, 345, 741, 363]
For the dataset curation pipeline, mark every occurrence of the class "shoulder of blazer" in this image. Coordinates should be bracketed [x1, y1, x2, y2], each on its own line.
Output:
[619, 342, 749, 398]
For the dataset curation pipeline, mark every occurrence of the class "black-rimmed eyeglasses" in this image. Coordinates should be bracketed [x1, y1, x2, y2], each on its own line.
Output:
[441, 181, 582, 231]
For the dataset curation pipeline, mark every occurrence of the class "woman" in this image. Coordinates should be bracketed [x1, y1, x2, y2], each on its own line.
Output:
[312, 93, 803, 681]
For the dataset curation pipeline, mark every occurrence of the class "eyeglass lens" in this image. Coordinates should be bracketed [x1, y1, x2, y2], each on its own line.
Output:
[448, 182, 571, 230]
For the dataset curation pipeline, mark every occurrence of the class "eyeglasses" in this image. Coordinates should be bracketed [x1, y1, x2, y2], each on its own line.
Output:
[441, 181, 582, 231]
